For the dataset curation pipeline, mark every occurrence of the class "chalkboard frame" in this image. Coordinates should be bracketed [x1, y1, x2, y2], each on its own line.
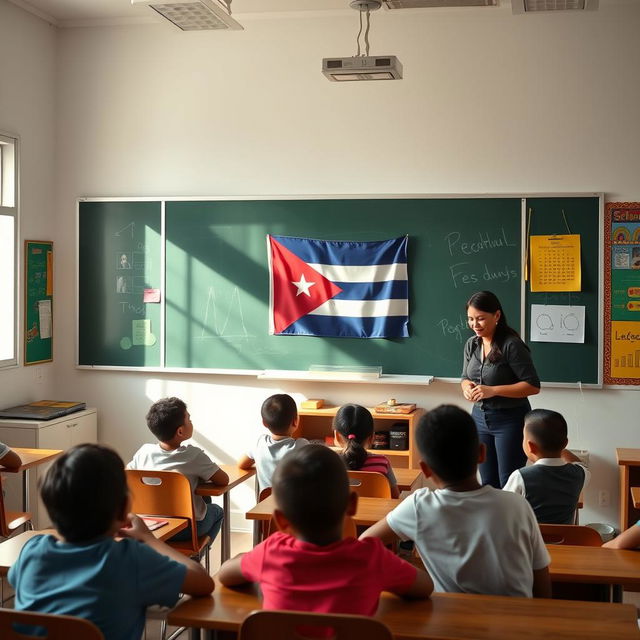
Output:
[76, 194, 603, 387]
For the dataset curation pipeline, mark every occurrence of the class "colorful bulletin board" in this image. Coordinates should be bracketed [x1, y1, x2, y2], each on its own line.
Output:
[605, 202, 640, 385]
[24, 240, 53, 365]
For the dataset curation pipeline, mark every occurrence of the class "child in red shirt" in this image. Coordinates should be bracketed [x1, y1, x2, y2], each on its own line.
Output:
[217, 444, 432, 614]
[334, 404, 400, 498]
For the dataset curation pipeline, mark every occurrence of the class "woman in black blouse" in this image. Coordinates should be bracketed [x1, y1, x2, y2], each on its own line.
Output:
[461, 291, 541, 488]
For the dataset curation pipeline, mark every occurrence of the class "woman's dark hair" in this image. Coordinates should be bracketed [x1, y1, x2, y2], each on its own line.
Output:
[466, 290, 522, 363]
[40, 444, 128, 543]
[333, 404, 374, 471]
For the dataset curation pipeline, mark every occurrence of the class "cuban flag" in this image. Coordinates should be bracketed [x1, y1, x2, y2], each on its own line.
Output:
[268, 235, 409, 338]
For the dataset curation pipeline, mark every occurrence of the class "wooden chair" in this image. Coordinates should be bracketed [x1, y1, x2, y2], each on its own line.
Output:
[540, 524, 607, 602]
[0, 607, 104, 640]
[347, 471, 391, 498]
[540, 524, 602, 546]
[0, 475, 32, 539]
[125, 470, 212, 570]
[239, 610, 393, 640]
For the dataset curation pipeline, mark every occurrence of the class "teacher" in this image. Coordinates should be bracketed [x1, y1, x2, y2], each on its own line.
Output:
[460, 291, 540, 488]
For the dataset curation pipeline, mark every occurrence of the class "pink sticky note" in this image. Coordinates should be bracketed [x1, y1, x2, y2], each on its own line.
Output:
[143, 288, 161, 303]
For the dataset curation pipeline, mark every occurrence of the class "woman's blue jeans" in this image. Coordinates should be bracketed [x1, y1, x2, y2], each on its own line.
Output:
[472, 403, 530, 488]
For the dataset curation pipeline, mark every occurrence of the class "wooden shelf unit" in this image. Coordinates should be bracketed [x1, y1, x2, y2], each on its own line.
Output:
[297, 405, 424, 469]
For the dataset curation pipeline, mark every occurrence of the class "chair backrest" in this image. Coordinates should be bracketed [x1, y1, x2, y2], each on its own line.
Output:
[126, 469, 197, 550]
[239, 610, 393, 640]
[347, 471, 391, 498]
[0, 607, 104, 640]
[539, 523, 603, 546]
[0, 476, 31, 538]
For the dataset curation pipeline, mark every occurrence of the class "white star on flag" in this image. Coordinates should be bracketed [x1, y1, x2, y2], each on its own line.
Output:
[292, 274, 315, 297]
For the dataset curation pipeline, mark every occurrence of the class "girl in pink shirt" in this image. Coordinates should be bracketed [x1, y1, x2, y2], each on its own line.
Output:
[333, 404, 400, 498]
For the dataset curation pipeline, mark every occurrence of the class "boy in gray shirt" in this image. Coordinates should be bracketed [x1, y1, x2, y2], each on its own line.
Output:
[238, 394, 309, 492]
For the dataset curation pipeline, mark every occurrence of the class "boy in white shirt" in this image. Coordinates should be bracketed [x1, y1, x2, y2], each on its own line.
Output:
[128, 397, 228, 543]
[238, 394, 309, 492]
[361, 404, 551, 598]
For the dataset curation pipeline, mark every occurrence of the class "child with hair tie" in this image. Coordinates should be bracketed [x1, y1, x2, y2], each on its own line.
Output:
[333, 404, 400, 498]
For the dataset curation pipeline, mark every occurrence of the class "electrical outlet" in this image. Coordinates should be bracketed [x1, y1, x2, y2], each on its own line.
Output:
[34, 367, 43, 383]
[598, 490, 610, 507]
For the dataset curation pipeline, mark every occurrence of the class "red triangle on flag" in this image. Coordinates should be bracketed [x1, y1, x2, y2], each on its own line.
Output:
[269, 236, 343, 334]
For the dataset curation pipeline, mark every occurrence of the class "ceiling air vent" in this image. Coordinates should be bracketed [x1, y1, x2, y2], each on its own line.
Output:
[131, 0, 243, 30]
[384, 0, 496, 8]
[512, 0, 598, 13]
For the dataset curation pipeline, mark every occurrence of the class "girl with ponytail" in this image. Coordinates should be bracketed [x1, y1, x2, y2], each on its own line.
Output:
[333, 404, 400, 498]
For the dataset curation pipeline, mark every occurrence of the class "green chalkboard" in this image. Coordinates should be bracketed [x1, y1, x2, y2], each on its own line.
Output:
[78, 195, 601, 383]
[525, 197, 601, 385]
[78, 201, 162, 367]
[163, 198, 522, 377]
[24, 240, 53, 364]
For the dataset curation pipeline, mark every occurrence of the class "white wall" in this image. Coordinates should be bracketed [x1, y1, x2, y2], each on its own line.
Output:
[0, 0, 57, 406]
[48, 1, 640, 528]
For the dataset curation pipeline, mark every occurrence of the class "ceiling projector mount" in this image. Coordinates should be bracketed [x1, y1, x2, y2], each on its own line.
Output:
[322, 0, 403, 82]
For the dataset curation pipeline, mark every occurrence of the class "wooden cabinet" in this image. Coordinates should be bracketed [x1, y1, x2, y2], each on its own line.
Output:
[297, 405, 424, 470]
[616, 448, 640, 533]
[0, 409, 97, 528]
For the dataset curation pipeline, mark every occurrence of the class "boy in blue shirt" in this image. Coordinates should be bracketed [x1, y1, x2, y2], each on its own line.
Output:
[9, 444, 213, 640]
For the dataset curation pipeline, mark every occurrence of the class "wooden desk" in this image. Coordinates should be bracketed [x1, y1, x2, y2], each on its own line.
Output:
[0, 448, 63, 512]
[196, 465, 255, 563]
[631, 486, 640, 509]
[167, 580, 640, 640]
[617, 448, 640, 532]
[547, 544, 640, 586]
[0, 520, 189, 577]
[394, 468, 422, 492]
[246, 494, 400, 528]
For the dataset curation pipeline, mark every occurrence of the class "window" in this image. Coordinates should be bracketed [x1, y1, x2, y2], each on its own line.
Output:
[0, 133, 17, 367]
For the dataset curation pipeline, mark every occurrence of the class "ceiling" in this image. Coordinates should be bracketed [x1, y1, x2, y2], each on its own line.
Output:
[10, 0, 360, 25]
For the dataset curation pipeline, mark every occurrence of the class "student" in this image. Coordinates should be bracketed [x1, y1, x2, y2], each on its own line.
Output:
[8, 444, 213, 640]
[503, 408, 590, 524]
[361, 404, 551, 598]
[238, 393, 309, 492]
[333, 403, 400, 498]
[218, 444, 432, 613]
[603, 523, 640, 549]
[128, 397, 228, 543]
[0, 441, 21, 469]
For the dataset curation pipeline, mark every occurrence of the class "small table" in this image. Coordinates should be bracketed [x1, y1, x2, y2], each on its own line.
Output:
[196, 465, 255, 563]
[0, 448, 63, 512]
[0, 520, 189, 577]
[246, 494, 400, 528]
[167, 579, 640, 640]
[394, 468, 422, 492]
[547, 544, 640, 587]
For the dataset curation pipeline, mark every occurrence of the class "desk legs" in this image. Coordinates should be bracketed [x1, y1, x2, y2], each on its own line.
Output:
[221, 494, 230, 564]
[23, 469, 30, 513]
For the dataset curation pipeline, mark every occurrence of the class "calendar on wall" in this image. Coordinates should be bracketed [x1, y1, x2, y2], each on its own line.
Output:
[529, 234, 581, 292]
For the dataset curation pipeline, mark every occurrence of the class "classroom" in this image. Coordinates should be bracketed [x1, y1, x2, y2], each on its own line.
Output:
[1, 0, 640, 635]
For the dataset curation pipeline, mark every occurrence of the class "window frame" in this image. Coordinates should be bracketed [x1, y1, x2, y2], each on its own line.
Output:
[0, 131, 19, 369]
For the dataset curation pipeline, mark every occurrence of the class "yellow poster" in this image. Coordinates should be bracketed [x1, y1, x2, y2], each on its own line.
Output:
[610, 321, 640, 380]
[530, 234, 581, 292]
